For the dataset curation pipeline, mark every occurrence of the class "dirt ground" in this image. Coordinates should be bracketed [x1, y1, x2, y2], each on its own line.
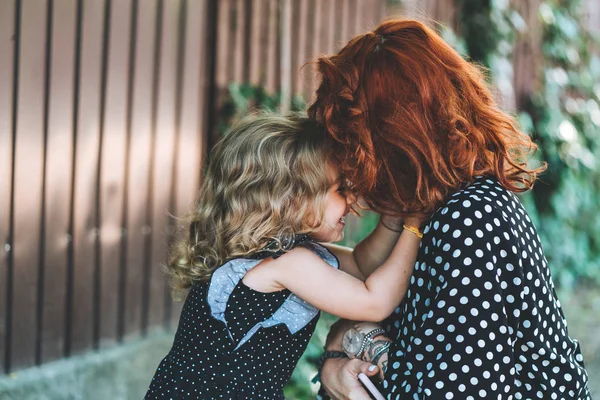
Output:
[558, 286, 600, 396]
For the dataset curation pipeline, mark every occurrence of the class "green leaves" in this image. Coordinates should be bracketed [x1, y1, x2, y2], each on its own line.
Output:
[218, 82, 307, 136]
[459, 0, 600, 288]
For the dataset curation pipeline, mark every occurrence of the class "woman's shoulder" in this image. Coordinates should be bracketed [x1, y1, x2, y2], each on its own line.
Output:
[431, 176, 520, 224]
[425, 175, 529, 253]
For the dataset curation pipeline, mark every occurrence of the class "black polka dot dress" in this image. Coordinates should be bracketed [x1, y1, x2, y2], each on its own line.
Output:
[382, 176, 591, 399]
[145, 237, 339, 399]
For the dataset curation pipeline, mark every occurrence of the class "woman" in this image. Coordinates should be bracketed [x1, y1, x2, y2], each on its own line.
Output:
[308, 19, 591, 399]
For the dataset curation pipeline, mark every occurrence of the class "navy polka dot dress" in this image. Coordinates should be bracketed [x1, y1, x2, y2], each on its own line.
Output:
[381, 176, 591, 399]
[145, 236, 339, 399]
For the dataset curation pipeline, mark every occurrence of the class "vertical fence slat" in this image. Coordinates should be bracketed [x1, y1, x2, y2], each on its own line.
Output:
[302, 0, 317, 100]
[340, 0, 350, 46]
[317, 0, 331, 55]
[0, 0, 16, 375]
[123, 0, 158, 339]
[265, 0, 279, 93]
[280, 0, 292, 112]
[316, 0, 329, 55]
[10, 0, 48, 371]
[334, 0, 345, 50]
[215, 0, 231, 89]
[41, 0, 77, 363]
[326, 0, 336, 54]
[147, 0, 181, 329]
[249, 0, 265, 86]
[289, 0, 300, 96]
[352, 0, 361, 37]
[233, 0, 246, 83]
[97, 0, 132, 347]
[71, 0, 106, 355]
[359, 0, 378, 32]
[307, 0, 322, 97]
[210, 0, 231, 146]
[173, 0, 208, 247]
[170, 0, 209, 326]
[293, 0, 309, 98]
[378, 0, 388, 23]
[163, 0, 187, 328]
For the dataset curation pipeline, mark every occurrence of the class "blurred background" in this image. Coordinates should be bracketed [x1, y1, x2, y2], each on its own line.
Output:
[0, 0, 598, 398]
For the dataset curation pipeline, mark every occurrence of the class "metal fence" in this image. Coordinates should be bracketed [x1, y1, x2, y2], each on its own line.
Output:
[0, 0, 390, 375]
[2, 0, 598, 376]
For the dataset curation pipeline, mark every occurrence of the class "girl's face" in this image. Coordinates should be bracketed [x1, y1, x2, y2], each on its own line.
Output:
[311, 165, 357, 243]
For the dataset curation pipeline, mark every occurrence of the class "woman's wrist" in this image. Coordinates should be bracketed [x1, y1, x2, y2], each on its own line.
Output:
[341, 322, 384, 358]
[360, 334, 392, 363]
[361, 334, 391, 379]
[324, 319, 355, 352]
[314, 350, 348, 383]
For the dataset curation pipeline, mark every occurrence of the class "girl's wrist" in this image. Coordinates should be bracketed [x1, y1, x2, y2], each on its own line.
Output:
[379, 215, 403, 232]
[402, 224, 424, 239]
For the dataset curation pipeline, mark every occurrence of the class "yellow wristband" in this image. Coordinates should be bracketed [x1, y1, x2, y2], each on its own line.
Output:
[403, 224, 423, 238]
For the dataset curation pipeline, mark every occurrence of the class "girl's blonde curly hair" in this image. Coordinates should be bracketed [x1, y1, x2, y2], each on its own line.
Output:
[167, 113, 334, 298]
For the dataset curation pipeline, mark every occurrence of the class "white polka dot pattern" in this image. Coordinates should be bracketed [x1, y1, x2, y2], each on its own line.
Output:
[381, 176, 591, 399]
[145, 240, 338, 399]
[207, 240, 339, 351]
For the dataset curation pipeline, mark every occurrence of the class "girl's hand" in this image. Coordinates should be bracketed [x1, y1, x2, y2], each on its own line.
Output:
[379, 215, 403, 232]
[403, 212, 430, 229]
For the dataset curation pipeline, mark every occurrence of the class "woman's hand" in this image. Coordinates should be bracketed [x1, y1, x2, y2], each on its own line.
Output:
[325, 319, 357, 351]
[320, 357, 380, 400]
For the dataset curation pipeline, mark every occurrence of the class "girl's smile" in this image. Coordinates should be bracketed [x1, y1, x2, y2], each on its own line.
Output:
[311, 165, 356, 243]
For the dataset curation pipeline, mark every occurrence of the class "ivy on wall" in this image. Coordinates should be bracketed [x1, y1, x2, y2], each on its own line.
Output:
[456, 0, 600, 288]
[218, 82, 306, 135]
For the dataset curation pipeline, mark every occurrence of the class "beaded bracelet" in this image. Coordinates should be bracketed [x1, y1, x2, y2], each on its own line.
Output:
[311, 351, 349, 384]
[318, 350, 348, 368]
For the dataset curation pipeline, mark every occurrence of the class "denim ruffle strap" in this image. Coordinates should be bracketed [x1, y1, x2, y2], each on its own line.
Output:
[206, 240, 339, 350]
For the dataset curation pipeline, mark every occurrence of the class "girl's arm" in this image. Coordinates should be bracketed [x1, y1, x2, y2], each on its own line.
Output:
[321, 243, 366, 280]
[321, 215, 404, 280]
[352, 215, 404, 278]
[271, 226, 421, 322]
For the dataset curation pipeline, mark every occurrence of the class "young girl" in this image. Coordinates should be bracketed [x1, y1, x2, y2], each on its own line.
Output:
[145, 114, 425, 399]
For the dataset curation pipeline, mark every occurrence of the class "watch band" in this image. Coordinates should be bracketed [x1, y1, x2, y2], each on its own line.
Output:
[317, 350, 348, 369]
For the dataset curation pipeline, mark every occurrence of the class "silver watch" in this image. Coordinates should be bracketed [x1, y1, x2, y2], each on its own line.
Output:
[342, 323, 385, 359]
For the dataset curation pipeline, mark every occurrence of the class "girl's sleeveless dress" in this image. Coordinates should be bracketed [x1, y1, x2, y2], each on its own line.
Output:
[145, 235, 338, 399]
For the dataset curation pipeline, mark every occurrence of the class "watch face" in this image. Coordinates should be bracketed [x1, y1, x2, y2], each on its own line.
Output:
[342, 328, 364, 356]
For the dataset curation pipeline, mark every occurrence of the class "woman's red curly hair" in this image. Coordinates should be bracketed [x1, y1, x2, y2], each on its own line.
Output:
[308, 19, 546, 215]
